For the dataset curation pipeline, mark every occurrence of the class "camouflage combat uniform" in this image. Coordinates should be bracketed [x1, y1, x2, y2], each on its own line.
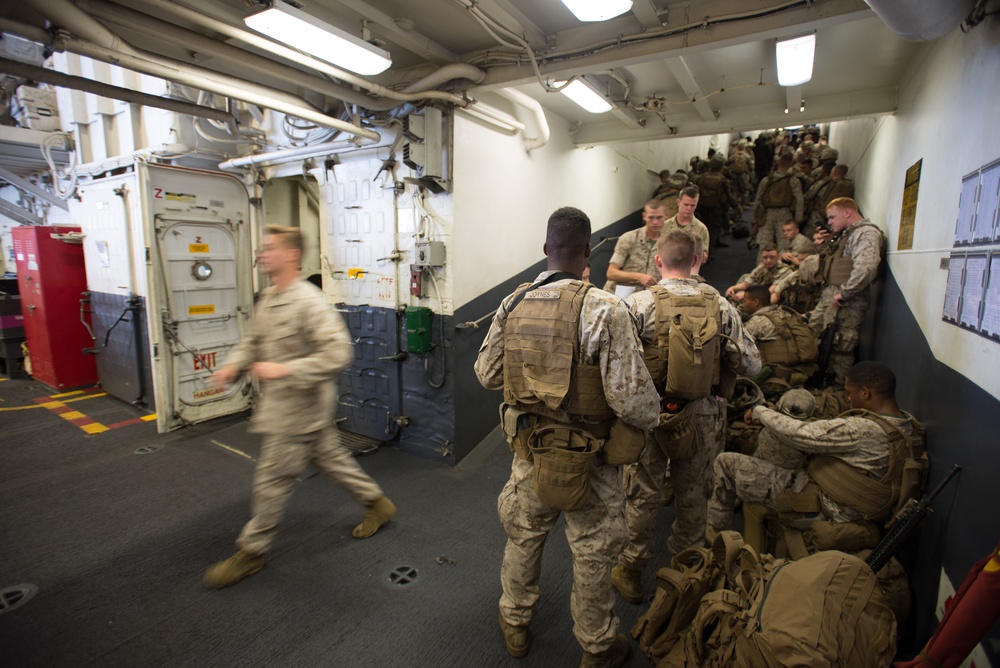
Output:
[223, 279, 384, 556]
[618, 278, 760, 567]
[754, 172, 803, 250]
[662, 215, 710, 258]
[475, 272, 659, 655]
[780, 232, 817, 256]
[707, 406, 921, 530]
[808, 219, 884, 386]
[738, 261, 794, 289]
[603, 227, 660, 293]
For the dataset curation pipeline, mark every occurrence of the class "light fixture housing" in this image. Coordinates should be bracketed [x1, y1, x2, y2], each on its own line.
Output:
[775, 34, 815, 87]
[245, 0, 391, 75]
[561, 0, 633, 22]
[555, 78, 613, 114]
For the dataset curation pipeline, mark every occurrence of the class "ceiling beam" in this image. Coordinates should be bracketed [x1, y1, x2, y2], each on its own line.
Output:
[571, 84, 897, 145]
[631, 0, 663, 30]
[474, 0, 872, 89]
[0, 198, 44, 226]
[665, 56, 716, 123]
[0, 165, 69, 211]
[330, 0, 459, 64]
[474, 0, 549, 50]
[785, 84, 802, 115]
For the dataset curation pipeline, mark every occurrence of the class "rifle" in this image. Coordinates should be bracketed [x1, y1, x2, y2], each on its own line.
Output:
[865, 465, 962, 573]
[808, 314, 839, 388]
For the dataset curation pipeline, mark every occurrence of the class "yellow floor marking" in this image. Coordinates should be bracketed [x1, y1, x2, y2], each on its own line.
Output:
[0, 392, 106, 412]
[0, 403, 44, 412]
[64, 393, 107, 403]
[38, 400, 67, 410]
[210, 439, 257, 462]
[50, 390, 86, 399]
[59, 410, 86, 420]
[81, 423, 110, 434]
[140, 414, 158, 422]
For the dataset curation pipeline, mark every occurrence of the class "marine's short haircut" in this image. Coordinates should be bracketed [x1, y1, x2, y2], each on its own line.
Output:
[778, 154, 794, 168]
[657, 230, 697, 270]
[645, 198, 666, 211]
[546, 206, 591, 256]
[659, 169, 671, 178]
[827, 196, 859, 213]
[679, 185, 700, 201]
[845, 361, 896, 397]
[265, 225, 304, 254]
[760, 243, 778, 253]
[744, 284, 771, 304]
[832, 164, 849, 178]
[783, 219, 800, 230]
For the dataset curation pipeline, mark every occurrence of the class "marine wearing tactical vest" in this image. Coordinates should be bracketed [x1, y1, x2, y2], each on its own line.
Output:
[612, 230, 761, 607]
[808, 197, 885, 387]
[753, 154, 804, 252]
[741, 285, 819, 385]
[475, 206, 659, 667]
[694, 158, 735, 253]
[707, 362, 926, 558]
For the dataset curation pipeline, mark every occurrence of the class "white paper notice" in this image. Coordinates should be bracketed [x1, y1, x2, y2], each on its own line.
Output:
[615, 285, 637, 299]
[954, 175, 978, 245]
[978, 162, 1000, 242]
[943, 255, 965, 322]
[960, 255, 988, 328]
[982, 254, 1000, 338]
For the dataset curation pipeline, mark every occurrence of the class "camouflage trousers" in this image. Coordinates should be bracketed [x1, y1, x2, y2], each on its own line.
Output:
[237, 426, 384, 555]
[756, 207, 794, 252]
[619, 396, 724, 571]
[809, 287, 870, 387]
[706, 452, 809, 531]
[498, 456, 626, 654]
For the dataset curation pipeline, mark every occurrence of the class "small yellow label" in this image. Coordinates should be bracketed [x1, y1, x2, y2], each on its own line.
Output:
[189, 304, 216, 315]
[189, 243, 210, 253]
[348, 267, 365, 279]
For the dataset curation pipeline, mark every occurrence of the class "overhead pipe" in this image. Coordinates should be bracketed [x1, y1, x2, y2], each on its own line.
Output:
[28, 0, 138, 56]
[496, 88, 550, 151]
[18, 0, 380, 139]
[122, 0, 478, 109]
[218, 133, 387, 171]
[0, 56, 235, 123]
[73, 0, 377, 110]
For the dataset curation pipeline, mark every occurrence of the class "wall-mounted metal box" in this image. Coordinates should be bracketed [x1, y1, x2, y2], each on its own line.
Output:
[405, 306, 432, 354]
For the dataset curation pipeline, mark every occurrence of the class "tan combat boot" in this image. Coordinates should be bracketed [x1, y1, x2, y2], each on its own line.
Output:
[498, 610, 530, 657]
[202, 549, 265, 589]
[352, 495, 397, 538]
[579, 633, 629, 668]
[611, 564, 642, 604]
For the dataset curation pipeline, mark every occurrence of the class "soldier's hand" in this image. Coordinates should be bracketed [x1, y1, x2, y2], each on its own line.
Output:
[638, 274, 658, 287]
[770, 291, 781, 305]
[211, 365, 238, 387]
[250, 362, 291, 381]
[833, 292, 844, 308]
[743, 408, 755, 424]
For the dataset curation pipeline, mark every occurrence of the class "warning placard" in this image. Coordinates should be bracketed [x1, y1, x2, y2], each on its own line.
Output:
[188, 304, 216, 315]
[189, 243, 210, 253]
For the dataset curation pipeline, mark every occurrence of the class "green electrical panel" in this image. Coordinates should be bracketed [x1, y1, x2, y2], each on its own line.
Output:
[406, 306, 433, 354]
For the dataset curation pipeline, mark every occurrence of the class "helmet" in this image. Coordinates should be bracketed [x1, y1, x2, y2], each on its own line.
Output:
[777, 388, 817, 419]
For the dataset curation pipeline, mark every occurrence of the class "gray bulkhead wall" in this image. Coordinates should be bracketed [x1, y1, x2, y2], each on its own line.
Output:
[828, 17, 1000, 661]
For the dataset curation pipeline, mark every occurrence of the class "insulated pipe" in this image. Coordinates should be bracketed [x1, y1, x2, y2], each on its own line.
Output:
[400, 64, 486, 92]
[0, 56, 235, 123]
[58, 37, 381, 140]
[27, 0, 137, 56]
[218, 133, 385, 170]
[122, 0, 476, 108]
[496, 88, 550, 151]
[74, 0, 376, 109]
[458, 104, 525, 134]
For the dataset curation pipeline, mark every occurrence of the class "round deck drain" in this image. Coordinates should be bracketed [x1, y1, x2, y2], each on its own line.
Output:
[134, 444, 162, 455]
[0, 585, 37, 615]
[388, 565, 418, 586]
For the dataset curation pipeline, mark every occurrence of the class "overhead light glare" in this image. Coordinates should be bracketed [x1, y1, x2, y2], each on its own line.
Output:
[245, 0, 391, 75]
[776, 34, 815, 86]
[800, 99, 805, 112]
[555, 79, 613, 114]
[560, 0, 633, 22]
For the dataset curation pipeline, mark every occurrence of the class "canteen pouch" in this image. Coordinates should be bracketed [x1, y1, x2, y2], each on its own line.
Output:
[528, 424, 598, 511]
[652, 404, 697, 460]
[604, 419, 647, 466]
[500, 403, 536, 461]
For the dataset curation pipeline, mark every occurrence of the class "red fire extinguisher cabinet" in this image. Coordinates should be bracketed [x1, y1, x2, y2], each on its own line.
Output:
[12, 226, 98, 390]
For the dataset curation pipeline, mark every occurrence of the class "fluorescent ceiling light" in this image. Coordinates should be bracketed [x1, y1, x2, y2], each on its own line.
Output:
[556, 79, 613, 114]
[561, 0, 633, 22]
[776, 34, 815, 86]
[245, 0, 391, 75]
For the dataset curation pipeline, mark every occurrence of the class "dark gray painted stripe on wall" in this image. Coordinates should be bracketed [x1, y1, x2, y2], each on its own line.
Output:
[868, 270, 1000, 662]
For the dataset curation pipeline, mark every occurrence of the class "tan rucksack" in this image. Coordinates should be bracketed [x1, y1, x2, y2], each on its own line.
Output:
[761, 173, 793, 208]
[647, 534, 897, 668]
[642, 284, 722, 402]
[757, 306, 819, 366]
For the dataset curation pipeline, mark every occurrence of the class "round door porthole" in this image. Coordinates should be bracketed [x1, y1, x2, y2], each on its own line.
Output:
[191, 261, 213, 281]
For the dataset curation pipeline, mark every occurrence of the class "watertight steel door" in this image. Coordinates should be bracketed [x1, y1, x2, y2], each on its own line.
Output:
[143, 165, 253, 432]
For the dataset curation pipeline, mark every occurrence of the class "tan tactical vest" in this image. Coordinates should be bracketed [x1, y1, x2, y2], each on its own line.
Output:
[820, 222, 883, 286]
[502, 280, 614, 424]
[762, 173, 793, 208]
[697, 172, 725, 207]
[806, 409, 926, 522]
[756, 306, 819, 366]
[641, 283, 721, 401]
